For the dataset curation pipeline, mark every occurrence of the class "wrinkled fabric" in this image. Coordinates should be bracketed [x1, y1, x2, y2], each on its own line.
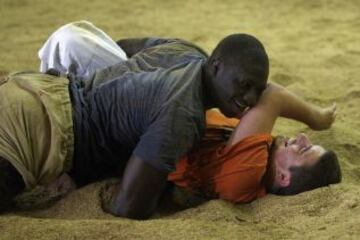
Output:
[39, 20, 127, 79]
[0, 72, 73, 189]
[168, 110, 272, 203]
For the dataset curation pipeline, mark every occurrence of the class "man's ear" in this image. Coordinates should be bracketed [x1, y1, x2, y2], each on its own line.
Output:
[276, 171, 291, 188]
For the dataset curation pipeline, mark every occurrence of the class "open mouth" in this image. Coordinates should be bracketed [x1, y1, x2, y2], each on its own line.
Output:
[300, 145, 312, 154]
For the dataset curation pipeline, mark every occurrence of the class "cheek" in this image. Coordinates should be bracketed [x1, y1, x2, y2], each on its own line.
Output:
[280, 147, 302, 167]
[215, 81, 232, 101]
[304, 152, 319, 166]
[274, 147, 287, 167]
[288, 151, 307, 167]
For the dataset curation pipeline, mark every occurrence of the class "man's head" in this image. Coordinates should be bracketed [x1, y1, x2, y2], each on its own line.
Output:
[266, 133, 342, 195]
[203, 34, 269, 118]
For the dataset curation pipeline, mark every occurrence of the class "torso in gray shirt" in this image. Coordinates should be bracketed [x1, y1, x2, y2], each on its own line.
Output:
[69, 38, 208, 185]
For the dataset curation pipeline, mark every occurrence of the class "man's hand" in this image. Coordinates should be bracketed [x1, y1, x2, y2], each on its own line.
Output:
[99, 155, 168, 219]
[310, 103, 337, 130]
[99, 180, 119, 214]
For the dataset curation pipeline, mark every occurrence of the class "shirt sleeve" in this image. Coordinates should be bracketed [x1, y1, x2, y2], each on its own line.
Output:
[143, 38, 180, 48]
[144, 38, 209, 57]
[133, 107, 204, 172]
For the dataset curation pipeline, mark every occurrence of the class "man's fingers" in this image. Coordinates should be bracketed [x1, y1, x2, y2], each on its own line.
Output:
[331, 103, 337, 120]
[325, 103, 337, 120]
[332, 103, 337, 112]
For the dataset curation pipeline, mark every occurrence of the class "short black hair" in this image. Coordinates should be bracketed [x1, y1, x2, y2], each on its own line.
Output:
[210, 33, 269, 82]
[270, 150, 342, 195]
[0, 157, 25, 212]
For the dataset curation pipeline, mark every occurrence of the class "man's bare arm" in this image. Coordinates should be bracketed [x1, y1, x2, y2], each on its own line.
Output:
[101, 154, 168, 219]
[227, 83, 336, 146]
[269, 83, 337, 131]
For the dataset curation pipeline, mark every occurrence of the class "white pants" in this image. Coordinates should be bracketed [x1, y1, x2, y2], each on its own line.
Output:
[38, 20, 127, 79]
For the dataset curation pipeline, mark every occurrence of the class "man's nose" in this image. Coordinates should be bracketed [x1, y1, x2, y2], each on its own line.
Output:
[296, 133, 310, 147]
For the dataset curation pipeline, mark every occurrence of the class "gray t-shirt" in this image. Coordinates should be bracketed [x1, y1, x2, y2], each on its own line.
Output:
[69, 38, 207, 185]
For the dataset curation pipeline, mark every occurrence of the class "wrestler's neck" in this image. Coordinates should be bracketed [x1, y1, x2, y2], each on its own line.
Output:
[201, 64, 216, 110]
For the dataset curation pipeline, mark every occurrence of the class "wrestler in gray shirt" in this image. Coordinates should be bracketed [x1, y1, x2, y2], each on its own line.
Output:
[69, 38, 208, 186]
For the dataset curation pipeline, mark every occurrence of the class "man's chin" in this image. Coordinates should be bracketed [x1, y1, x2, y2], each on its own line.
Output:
[219, 108, 236, 118]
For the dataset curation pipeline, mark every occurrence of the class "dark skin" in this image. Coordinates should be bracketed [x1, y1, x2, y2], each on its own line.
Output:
[101, 155, 168, 219]
[202, 58, 267, 117]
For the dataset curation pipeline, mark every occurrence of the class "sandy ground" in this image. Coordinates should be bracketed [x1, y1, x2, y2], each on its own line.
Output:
[0, 0, 360, 239]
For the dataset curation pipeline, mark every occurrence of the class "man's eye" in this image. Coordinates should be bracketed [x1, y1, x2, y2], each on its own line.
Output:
[238, 80, 248, 88]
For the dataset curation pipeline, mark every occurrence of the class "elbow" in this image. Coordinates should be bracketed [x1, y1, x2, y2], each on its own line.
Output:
[121, 206, 154, 220]
[110, 200, 155, 220]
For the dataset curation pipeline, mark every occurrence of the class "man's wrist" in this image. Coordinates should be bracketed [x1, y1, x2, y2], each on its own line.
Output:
[308, 106, 322, 130]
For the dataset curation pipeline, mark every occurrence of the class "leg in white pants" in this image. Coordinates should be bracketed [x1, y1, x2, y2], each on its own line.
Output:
[38, 20, 127, 79]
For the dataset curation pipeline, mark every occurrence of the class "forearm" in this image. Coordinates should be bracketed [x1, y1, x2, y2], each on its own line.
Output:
[268, 82, 333, 130]
[100, 155, 168, 219]
[108, 178, 163, 219]
[226, 82, 335, 146]
[271, 83, 316, 122]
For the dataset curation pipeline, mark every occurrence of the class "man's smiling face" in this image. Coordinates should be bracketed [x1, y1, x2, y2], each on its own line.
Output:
[271, 133, 326, 187]
[208, 62, 267, 118]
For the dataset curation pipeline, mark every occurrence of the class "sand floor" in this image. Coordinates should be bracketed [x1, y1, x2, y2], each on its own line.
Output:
[0, 0, 359, 239]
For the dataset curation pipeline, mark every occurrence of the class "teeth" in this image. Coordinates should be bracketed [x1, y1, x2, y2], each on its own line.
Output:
[234, 99, 246, 109]
[300, 146, 311, 154]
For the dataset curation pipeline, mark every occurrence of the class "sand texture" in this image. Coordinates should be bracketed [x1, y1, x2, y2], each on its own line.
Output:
[0, 0, 359, 239]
